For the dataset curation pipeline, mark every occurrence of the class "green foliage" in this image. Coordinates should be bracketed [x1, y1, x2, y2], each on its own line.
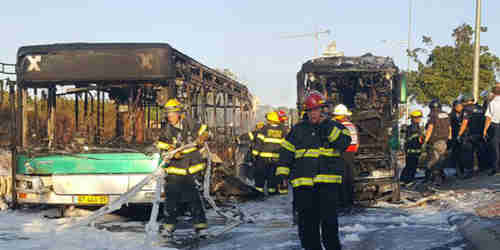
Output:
[408, 23, 500, 105]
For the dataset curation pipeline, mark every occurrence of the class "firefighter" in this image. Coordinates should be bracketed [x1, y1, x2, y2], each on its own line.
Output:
[277, 110, 290, 195]
[421, 99, 451, 186]
[238, 122, 266, 183]
[156, 98, 209, 234]
[277, 91, 351, 250]
[253, 111, 287, 195]
[458, 93, 488, 178]
[278, 109, 288, 122]
[449, 100, 464, 177]
[332, 104, 358, 208]
[278, 109, 290, 132]
[400, 110, 423, 184]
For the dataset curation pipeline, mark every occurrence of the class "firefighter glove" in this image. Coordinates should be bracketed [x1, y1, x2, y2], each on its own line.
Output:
[174, 151, 183, 159]
[196, 132, 209, 146]
[419, 151, 428, 161]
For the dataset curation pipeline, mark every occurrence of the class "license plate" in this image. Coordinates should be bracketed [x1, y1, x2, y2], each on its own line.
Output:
[76, 195, 109, 205]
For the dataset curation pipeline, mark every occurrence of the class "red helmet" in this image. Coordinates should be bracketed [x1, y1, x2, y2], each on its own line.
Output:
[278, 110, 288, 122]
[304, 91, 326, 111]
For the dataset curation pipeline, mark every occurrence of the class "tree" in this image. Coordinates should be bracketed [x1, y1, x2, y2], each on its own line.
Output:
[408, 23, 500, 104]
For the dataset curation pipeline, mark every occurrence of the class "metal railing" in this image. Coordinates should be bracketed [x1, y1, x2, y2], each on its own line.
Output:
[0, 62, 15, 75]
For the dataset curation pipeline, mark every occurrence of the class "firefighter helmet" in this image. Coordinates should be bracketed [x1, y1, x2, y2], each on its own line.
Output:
[164, 98, 183, 112]
[278, 110, 288, 122]
[428, 99, 441, 110]
[461, 92, 474, 103]
[266, 111, 281, 124]
[333, 104, 352, 116]
[410, 110, 423, 118]
[304, 91, 326, 111]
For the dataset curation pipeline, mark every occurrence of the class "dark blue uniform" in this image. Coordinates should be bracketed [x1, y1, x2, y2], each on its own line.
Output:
[449, 109, 464, 175]
[460, 104, 488, 175]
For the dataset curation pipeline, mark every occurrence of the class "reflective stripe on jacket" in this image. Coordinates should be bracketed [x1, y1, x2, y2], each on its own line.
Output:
[341, 121, 359, 152]
[277, 119, 351, 188]
[165, 162, 206, 175]
[254, 123, 288, 161]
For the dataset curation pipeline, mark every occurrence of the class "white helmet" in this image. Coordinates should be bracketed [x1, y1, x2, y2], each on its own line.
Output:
[333, 104, 352, 116]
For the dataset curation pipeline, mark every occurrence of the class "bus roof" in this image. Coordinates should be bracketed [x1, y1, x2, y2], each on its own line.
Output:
[17, 43, 175, 84]
[299, 53, 398, 74]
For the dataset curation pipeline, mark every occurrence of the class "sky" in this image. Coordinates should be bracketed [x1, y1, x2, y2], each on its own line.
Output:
[1, 0, 499, 108]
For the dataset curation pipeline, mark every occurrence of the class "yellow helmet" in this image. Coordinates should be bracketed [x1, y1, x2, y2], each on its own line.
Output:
[164, 98, 183, 112]
[333, 104, 352, 116]
[266, 111, 280, 124]
[410, 109, 423, 118]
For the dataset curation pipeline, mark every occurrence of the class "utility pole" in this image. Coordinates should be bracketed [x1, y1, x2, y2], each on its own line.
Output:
[404, 0, 412, 151]
[408, 0, 412, 75]
[472, 0, 482, 102]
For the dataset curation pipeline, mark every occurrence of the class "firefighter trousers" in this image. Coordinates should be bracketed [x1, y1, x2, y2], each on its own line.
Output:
[294, 184, 342, 250]
[163, 177, 207, 229]
[424, 140, 447, 184]
[163, 156, 207, 230]
[400, 153, 419, 183]
[254, 157, 279, 195]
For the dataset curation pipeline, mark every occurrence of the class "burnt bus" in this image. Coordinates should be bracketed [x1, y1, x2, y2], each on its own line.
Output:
[297, 53, 402, 203]
[11, 43, 256, 207]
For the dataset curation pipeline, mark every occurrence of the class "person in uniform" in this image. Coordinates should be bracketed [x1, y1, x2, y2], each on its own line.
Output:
[332, 104, 358, 208]
[484, 87, 500, 176]
[238, 121, 266, 183]
[253, 111, 287, 195]
[457, 93, 488, 177]
[400, 110, 423, 184]
[156, 98, 209, 234]
[421, 99, 451, 186]
[449, 100, 464, 177]
[277, 91, 351, 250]
[276, 110, 290, 195]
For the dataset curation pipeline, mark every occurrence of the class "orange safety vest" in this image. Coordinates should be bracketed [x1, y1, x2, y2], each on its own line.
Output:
[341, 121, 359, 152]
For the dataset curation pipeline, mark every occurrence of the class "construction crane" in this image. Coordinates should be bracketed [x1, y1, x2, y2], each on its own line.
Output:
[279, 29, 331, 58]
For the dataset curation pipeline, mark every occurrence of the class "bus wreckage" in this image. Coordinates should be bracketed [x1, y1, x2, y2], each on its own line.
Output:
[297, 53, 402, 203]
[10, 43, 259, 215]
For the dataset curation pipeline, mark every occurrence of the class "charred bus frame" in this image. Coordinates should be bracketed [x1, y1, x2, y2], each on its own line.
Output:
[10, 43, 254, 207]
[297, 54, 402, 203]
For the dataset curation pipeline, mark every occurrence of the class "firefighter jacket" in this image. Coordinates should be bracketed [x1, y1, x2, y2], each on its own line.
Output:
[253, 123, 287, 160]
[405, 123, 422, 155]
[340, 120, 358, 153]
[277, 119, 352, 188]
[156, 117, 208, 176]
[462, 104, 485, 136]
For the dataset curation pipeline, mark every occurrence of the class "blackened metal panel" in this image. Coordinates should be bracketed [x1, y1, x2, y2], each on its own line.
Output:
[300, 54, 398, 74]
[17, 43, 175, 82]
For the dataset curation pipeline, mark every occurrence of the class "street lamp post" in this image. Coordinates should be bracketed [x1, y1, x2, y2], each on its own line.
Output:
[408, 0, 412, 75]
[472, 0, 482, 102]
